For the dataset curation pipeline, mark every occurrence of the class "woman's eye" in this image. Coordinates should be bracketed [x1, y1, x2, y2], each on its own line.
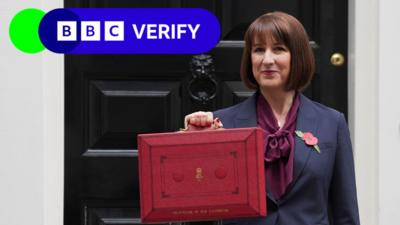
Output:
[253, 47, 264, 53]
[274, 46, 288, 52]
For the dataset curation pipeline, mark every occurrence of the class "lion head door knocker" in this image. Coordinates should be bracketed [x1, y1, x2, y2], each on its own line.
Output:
[188, 54, 218, 104]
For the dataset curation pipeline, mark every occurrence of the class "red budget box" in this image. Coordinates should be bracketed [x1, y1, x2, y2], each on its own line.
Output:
[138, 127, 266, 223]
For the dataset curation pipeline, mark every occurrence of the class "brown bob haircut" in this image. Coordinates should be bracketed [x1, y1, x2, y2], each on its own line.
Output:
[240, 12, 315, 91]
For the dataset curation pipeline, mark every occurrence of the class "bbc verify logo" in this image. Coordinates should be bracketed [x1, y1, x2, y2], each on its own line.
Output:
[57, 21, 200, 41]
[9, 8, 220, 54]
[57, 21, 125, 41]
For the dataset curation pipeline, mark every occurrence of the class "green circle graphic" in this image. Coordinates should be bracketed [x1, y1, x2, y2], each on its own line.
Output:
[9, 8, 46, 54]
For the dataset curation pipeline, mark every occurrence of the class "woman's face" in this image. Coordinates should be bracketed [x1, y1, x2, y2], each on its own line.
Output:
[251, 36, 291, 91]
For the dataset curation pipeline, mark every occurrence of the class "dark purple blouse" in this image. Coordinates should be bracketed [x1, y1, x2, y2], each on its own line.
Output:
[256, 93, 300, 199]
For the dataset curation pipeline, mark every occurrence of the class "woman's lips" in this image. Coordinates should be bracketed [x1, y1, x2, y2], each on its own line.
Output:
[261, 70, 278, 76]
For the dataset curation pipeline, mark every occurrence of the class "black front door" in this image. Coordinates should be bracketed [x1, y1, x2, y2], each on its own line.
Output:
[65, 1, 348, 224]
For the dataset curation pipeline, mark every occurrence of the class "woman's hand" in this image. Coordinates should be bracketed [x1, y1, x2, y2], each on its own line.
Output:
[182, 111, 223, 131]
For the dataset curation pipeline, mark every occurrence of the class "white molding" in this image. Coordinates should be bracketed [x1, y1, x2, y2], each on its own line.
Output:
[42, 52, 63, 225]
[378, 1, 400, 224]
[41, 2, 64, 225]
[348, 1, 379, 225]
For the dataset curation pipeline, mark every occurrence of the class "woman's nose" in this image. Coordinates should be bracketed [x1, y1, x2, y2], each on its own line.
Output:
[262, 50, 274, 65]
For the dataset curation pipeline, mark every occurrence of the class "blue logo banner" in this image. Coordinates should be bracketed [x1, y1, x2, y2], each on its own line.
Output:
[39, 8, 221, 54]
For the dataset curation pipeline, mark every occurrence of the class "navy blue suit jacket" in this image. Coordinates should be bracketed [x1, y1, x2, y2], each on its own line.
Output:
[214, 93, 360, 225]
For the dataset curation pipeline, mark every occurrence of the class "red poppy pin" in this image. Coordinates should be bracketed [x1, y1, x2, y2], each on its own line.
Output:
[295, 131, 320, 153]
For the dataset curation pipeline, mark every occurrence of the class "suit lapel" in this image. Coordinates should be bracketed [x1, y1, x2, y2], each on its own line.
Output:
[287, 94, 319, 192]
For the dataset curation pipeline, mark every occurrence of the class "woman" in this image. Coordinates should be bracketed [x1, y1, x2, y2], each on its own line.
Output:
[184, 12, 360, 225]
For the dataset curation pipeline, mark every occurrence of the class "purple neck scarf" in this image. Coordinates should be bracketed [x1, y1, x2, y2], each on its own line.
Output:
[257, 92, 300, 199]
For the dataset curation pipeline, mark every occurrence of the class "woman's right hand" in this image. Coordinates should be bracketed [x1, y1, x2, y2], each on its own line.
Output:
[183, 111, 222, 131]
[184, 111, 213, 131]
